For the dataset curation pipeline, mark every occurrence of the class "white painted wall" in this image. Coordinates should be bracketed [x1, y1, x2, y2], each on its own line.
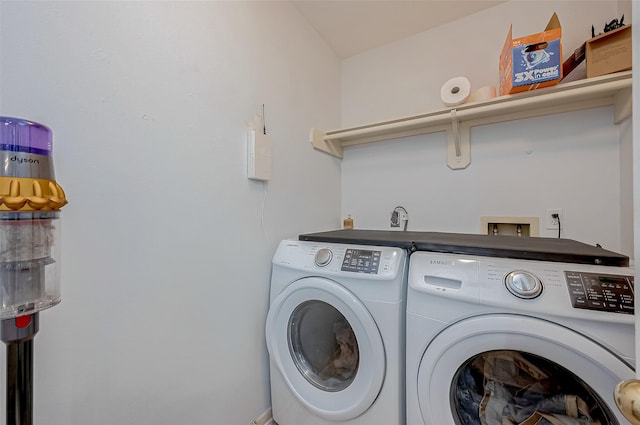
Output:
[0, 1, 341, 424]
[341, 0, 633, 257]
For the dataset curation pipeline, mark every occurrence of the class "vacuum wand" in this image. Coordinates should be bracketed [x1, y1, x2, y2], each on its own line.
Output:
[2, 314, 38, 425]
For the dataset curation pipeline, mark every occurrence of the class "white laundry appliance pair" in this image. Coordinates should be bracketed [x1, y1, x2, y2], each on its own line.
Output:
[266, 230, 635, 425]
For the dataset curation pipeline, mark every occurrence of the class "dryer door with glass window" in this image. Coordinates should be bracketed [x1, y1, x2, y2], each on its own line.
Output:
[417, 314, 634, 425]
[265, 277, 385, 421]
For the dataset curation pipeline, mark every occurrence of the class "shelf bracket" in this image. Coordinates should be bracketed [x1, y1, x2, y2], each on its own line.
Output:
[446, 109, 471, 170]
[310, 128, 343, 159]
[613, 88, 632, 124]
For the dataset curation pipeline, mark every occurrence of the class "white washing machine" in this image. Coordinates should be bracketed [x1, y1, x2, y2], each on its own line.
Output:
[406, 240, 635, 425]
[266, 238, 408, 425]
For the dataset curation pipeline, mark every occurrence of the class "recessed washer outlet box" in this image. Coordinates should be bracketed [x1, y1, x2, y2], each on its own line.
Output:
[480, 216, 540, 237]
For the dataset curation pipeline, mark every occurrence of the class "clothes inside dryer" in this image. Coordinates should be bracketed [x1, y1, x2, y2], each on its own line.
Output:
[453, 350, 617, 425]
[288, 300, 360, 392]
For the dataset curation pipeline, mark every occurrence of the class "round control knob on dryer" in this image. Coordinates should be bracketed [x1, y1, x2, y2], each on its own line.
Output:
[505, 271, 542, 299]
[315, 248, 333, 267]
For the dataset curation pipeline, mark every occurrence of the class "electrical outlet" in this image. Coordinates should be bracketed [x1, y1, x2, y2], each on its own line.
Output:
[546, 209, 563, 230]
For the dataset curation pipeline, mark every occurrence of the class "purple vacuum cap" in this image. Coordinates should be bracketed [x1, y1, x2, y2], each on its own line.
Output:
[0, 117, 53, 156]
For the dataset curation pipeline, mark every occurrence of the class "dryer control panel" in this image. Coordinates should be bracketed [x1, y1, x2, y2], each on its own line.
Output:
[341, 249, 382, 274]
[273, 240, 405, 282]
[565, 271, 634, 314]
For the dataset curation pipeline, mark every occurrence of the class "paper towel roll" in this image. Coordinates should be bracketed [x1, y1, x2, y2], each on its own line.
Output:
[468, 85, 497, 103]
[440, 76, 471, 107]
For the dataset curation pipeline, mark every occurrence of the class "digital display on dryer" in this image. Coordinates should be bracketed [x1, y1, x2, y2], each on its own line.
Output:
[565, 271, 634, 314]
[341, 249, 381, 274]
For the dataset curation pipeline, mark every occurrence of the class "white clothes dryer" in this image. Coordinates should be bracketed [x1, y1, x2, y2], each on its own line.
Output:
[266, 238, 408, 425]
[406, 244, 635, 425]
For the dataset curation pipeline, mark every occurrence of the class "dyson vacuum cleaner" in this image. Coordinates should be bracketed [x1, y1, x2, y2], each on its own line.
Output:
[0, 117, 67, 425]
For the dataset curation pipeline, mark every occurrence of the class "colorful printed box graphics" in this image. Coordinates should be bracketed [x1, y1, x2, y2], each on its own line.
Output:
[499, 13, 562, 95]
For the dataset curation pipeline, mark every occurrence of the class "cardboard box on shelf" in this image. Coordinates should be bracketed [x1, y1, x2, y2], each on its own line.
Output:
[499, 13, 562, 96]
[585, 25, 631, 78]
[561, 43, 586, 81]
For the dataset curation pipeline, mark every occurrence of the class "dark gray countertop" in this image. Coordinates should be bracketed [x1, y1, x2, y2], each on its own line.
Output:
[298, 229, 629, 267]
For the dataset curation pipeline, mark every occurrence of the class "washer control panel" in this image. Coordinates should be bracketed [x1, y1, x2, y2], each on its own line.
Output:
[565, 271, 634, 314]
[408, 251, 635, 322]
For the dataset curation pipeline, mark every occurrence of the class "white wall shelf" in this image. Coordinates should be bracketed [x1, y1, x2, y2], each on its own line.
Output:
[310, 71, 632, 169]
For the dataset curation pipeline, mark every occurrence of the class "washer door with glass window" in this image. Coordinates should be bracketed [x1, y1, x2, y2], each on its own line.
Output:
[417, 314, 634, 425]
[265, 277, 385, 421]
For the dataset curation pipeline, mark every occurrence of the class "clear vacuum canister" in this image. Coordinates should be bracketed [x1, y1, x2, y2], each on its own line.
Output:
[0, 117, 67, 319]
